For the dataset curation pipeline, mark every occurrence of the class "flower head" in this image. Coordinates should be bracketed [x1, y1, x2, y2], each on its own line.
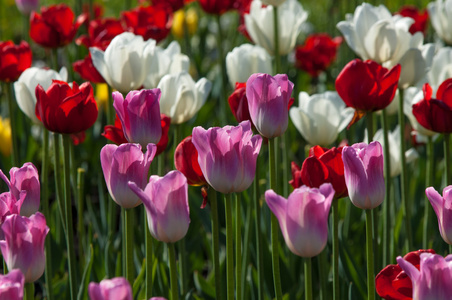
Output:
[0, 41, 31, 82]
[88, 277, 132, 300]
[0, 269, 24, 300]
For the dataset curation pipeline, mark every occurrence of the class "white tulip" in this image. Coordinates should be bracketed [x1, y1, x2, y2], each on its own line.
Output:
[157, 72, 211, 124]
[289, 91, 354, 147]
[403, 87, 436, 138]
[244, 0, 307, 56]
[428, 0, 452, 45]
[429, 47, 452, 89]
[225, 44, 272, 88]
[13, 67, 67, 123]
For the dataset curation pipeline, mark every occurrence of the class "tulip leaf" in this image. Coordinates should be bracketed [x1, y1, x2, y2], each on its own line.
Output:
[338, 242, 366, 298]
[132, 259, 146, 298]
[77, 244, 94, 300]
[194, 270, 216, 298]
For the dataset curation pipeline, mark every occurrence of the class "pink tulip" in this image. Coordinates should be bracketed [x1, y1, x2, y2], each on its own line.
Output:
[0, 213, 49, 283]
[342, 141, 385, 210]
[113, 89, 162, 147]
[397, 253, 452, 299]
[265, 183, 334, 257]
[88, 277, 132, 300]
[15, 0, 38, 15]
[128, 170, 190, 243]
[100, 143, 156, 209]
[246, 73, 294, 138]
[0, 193, 22, 226]
[0, 162, 40, 217]
[426, 186, 452, 244]
[191, 120, 262, 194]
[0, 269, 24, 300]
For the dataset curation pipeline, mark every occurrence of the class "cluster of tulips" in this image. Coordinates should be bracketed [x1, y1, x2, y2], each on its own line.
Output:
[3, 0, 452, 299]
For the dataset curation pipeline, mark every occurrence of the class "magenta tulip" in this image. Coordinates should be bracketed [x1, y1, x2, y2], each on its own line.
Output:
[246, 73, 294, 138]
[191, 120, 262, 194]
[128, 170, 190, 243]
[0, 193, 22, 226]
[0, 269, 24, 300]
[88, 277, 132, 300]
[426, 186, 452, 244]
[100, 143, 156, 209]
[0, 162, 40, 217]
[0, 213, 49, 283]
[397, 252, 452, 299]
[113, 89, 162, 147]
[265, 183, 334, 257]
[342, 141, 385, 210]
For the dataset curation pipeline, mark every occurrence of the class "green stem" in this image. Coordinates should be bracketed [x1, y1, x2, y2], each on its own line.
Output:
[423, 136, 434, 249]
[332, 199, 339, 300]
[52, 134, 66, 235]
[215, 15, 227, 125]
[253, 162, 264, 300]
[304, 257, 312, 300]
[5, 83, 19, 166]
[124, 208, 134, 285]
[235, 193, 242, 300]
[381, 109, 391, 267]
[168, 243, 179, 300]
[445, 134, 450, 185]
[145, 208, 153, 299]
[366, 209, 375, 300]
[107, 85, 114, 126]
[282, 133, 289, 196]
[77, 168, 85, 268]
[366, 112, 374, 143]
[178, 238, 187, 296]
[42, 130, 53, 300]
[225, 193, 234, 300]
[210, 188, 222, 300]
[25, 282, 34, 300]
[273, 6, 281, 74]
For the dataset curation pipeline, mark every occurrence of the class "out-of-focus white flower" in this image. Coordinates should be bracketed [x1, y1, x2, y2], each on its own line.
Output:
[289, 91, 354, 147]
[429, 46, 452, 89]
[404, 87, 437, 138]
[245, 0, 308, 56]
[428, 0, 452, 44]
[225, 44, 272, 87]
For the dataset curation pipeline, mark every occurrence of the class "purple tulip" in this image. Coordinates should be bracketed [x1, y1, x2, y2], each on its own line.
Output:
[128, 170, 190, 243]
[113, 89, 162, 147]
[100, 143, 156, 209]
[15, 0, 38, 15]
[88, 277, 132, 300]
[0, 193, 22, 228]
[265, 183, 334, 257]
[397, 252, 452, 299]
[342, 141, 385, 210]
[0, 269, 25, 300]
[0, 162, 40, 217]
[191, 120, 262, 194]
[426, 186, 452, 244]
[246, 73, 294, 138]
[0, 213, 49, 283]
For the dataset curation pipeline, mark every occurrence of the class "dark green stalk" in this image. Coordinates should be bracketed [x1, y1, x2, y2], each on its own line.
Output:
[225, 193, 234, 300]
[107, 85, 114, 126]
[52, 133, 66, 235]
[168, 243, 179, 300]
[381, 109, 391, 266]
[332, 199, 339, 300]
[25, 282, 34, 300]
[282, 133, 289, 196]
[273, 6, 281, 74]
[304, 258, 312, 300]
[366, 209, 375, 300]
[253, 163, 264, 300]
[235, 193, 242, 300]
[5, 83, 19, 166]
[42, 129, 53, 300]
[145, 208, 153, 298]
[124, 208, 134, 285]
[215, 15, 227, 125]
[423, 136, 434, 249]
[77, 168, 86, 268]
[210, 188, 222, 300]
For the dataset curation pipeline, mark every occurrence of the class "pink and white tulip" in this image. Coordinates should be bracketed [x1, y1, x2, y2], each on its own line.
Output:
[0, 269, 24, 300]
[426, 186, 452, 244]
[88, 277, 132, 300]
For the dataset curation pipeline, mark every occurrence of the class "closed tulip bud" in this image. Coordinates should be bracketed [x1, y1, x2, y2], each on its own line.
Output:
[172, 8, 198, 38]
[0, 117, 12, 157]
[174, 136, 207, 186]
[15, 0, 39, 15]
[0, 41, 32, 82]
[426, 186, 452, 244]
[0, 269, 24, 300]
[88, 277, 132, 300]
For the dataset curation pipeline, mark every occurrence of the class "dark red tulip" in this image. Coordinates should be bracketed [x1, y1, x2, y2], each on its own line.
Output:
[228, 82, 255, 127]
[295, 34, 342, 78]
[76, 18, 125, 50]
[396, 6, 428, 35]
[146, 0, 194, 12]
[375, 249, 435, 300]
[35, 80, 98, 134]
[289, 161, 303, 190]
[412, 80, 452, 133]
[73, 54, 105, 83]
[198, 0, 235, 15]
[71, 131, 86, 145]
[30, 4, 86, 48]
[0, 41, 32, 82]
[156, 114, 171, 156]
[81, 3, 104, 25]
[174, 135, 207, 186]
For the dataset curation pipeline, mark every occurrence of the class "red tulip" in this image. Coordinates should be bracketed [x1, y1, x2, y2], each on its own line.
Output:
[76, 18, 125, 50]
[174, 135, 207, 186]
[0, 41, 32, 82]
[295, 34, 342, 78]
[375, 249, 435, 300]
[35, 80, 98, 134]
[147, 0, 194, 12]
[198, 0, 235, 15]
[30, 4, 86, 48]
[156, 114, 171, 156]
[228, 82, 255, 127]
[396, 6, 428, 35]
[73, 54, 106, 83]
[412, 80, 452, 133]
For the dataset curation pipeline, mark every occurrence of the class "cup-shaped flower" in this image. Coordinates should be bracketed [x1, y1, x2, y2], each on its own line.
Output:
[15, 0, 39, 15]
[88, 277, 132, 300]
[157, 71, 211, 124]
[0, 193, 23, 228]
[198, 0, 234, 14]
[0, 269, 24, 300]
[404, 87, 437, 139]
[0, 213, 49, 283]
[76, 18, 125, 51]
[265, 183, 334, 257]
[100, 143, 156, 209]
[113, 89, 162, 147]
[35, 80, 98, 134]
[0, 162, 40, 217]
[396, 6, 429, 35]
[128, 170, 190, 243]
[428, 0, 452, 44]
[73, 54, 106, 84]
[192, 121, 262, 194]
[244, 0, 308, 55]
[226, 44, 272, 88]
[0, 41, 32, 82]
[174, 136, 207, 186]
[397, 252, 452, 300]
[290, 91, 354, 147]
[14, 67, 67, 124]
[429, 47, 452, 90]
[426, 185, 452, 244]
[342, 141, 385, 210]
[246, 73, 294, 138]
[228, 82, 254, 127]
[153, 0, 185, 12]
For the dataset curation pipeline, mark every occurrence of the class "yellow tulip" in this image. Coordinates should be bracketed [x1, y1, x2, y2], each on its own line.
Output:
[172, 8, 198, 39]
[0, 117, 12, 157]
[96, 83, 109, 111]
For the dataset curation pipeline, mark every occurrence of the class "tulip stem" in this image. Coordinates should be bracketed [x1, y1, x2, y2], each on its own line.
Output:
[273, 6, 281, 74]
[210, 188, 222, 300]
[381, 109, 391, 267]
[77, 168, 86, 268]
[304, 257, 312, 300]
[5, 82, 19, 166]
[332, 199, 339, 300]
[253, 162, 264, 300]
[215, 15, 227, 125]
[107, 85, 114, 126]
[52, 133, 66, 235]
[168, 242, 179, 300]
[366, 209, 375, 300]
[225, 193, 234, 300]
[424, 136, 434, 249]
[145, 208, 153, 299]
[445, 134, 451, 185]
[124, 208, 134, 285]
[25, 282, 34, 300]
[235, 193, 242, 300]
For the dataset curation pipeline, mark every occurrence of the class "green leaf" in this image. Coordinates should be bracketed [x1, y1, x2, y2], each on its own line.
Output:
[77, 244, 94, 300]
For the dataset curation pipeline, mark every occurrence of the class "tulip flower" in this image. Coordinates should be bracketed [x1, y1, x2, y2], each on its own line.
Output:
[0, 269, 24, 300]
[403, 87, 437, 139]
[428, 0, 452, 45]
[429, 47, 452, 90]
[88, 277, 132, 300]
[0, 117, 12, 157]
[396, 6, 429, 35]
[113, 89, 162, 147]
[342, 141, 385, 210]
[0, 162, 40, 217]
[0, 213, 49, 283]
[152, 0, 187, 12]
[226, 44, 272, 88]
[35, 80, 98, 134]
[15, 0, 38, 15]
[76, 18, 125, 51]
[0, 41, 32, 82]
[172, 8, 198, 38]
[289, 91, 354, 147]
[192, 121, 262, 194]
[244, 0, 307, 55]
[228, 82, 254, 127]
[376, 249, 435, 300]
[128, 170, 190, 243]
[198, 0, 234, 14]
[100, 143, 156, 209]
[425, 185, 452, 244]
[397, 252, 452, 300]
[30, 4, 86, 48]
[265, 183, 334, 257]
[0, 192, 22, 228]
[174, 136, 207, 186]
[157, 71, 211, 124]
[294, 34, 342, 77]
[246, 73, 294, 138]
[73, 54, 106, 83]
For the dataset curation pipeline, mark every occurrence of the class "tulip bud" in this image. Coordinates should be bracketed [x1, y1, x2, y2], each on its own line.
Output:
[0, 41, 32, 82]
[88, 277, 132, 300]
[0, 117, 12, 157]
[0, 269, 25, 299]
[15, 0, 39, 15]
[426, 185, 452, 245]
[174, 136, 207, 186]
